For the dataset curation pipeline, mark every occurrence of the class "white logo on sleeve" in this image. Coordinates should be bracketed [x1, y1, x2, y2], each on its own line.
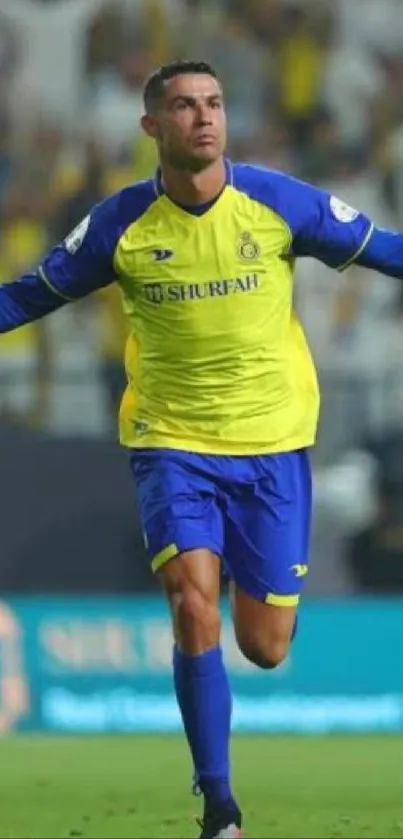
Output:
[64, 215, 90, 254]
[330, 196, 359, 223]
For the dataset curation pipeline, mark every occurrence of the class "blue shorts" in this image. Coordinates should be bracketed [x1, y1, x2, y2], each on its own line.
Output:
[129, 449, 312, 605]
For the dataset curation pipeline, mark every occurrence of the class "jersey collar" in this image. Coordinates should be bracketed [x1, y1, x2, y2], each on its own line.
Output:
[154, 157, 233, 199]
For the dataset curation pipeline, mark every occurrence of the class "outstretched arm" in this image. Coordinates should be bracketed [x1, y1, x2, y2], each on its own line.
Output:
[354, 227, 403, 279]
[0, 269, 72, 333]
[264, 169, 403, 278]
[291, 187, 403, 279]
[0, 194, 121, 334]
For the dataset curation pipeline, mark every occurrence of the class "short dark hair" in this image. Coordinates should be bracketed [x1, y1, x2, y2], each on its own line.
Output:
[143, 59, 219, 113]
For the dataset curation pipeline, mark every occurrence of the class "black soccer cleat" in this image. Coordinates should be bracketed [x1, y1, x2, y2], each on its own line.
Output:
[197, 799, 242, 839]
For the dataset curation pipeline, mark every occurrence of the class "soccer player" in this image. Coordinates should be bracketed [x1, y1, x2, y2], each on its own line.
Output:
[1, 59, 402, 838]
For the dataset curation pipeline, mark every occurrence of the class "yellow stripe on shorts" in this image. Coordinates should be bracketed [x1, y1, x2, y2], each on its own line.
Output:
[151, 543, 179, 573]
[265, 593, 300, 606]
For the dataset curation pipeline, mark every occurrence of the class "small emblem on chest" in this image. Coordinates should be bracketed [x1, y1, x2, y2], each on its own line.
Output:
[150, 248, 174, 262]
[238, 231, 260, 261]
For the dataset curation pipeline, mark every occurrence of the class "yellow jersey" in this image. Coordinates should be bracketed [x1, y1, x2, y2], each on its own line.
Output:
[39, 161, 373, 455]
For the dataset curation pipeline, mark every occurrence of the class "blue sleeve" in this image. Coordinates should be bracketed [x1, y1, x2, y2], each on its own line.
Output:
[280, 175, 374, 270]
[354, 227, 403, 279]
[0, 273, 67, 333]
[0, 192, 121, 333]
[40, 192, 121, 297]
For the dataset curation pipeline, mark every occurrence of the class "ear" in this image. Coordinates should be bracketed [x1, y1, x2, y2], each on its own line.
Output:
[141, 113, 158, 139]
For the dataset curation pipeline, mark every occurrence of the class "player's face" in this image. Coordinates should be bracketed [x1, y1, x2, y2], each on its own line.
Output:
[143, 73, 227, 171]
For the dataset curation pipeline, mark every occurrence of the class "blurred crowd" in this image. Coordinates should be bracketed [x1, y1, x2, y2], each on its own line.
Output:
[2, 0, 403, 444]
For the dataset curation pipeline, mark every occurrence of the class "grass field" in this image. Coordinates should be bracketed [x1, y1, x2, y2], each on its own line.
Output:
[0, 734, 402, 838]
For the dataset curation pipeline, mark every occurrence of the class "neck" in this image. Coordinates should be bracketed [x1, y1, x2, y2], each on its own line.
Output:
[160, 157, 227, 206]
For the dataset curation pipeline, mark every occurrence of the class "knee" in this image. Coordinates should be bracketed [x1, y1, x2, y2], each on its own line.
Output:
[173, 584, 219, 632]
[159, 550, 221, 655]
[171, 584, 220, 653]
[238, 636, 289, 670]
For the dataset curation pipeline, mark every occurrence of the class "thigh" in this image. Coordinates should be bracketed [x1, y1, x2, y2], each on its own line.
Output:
[231, 584, 297, 662]
[129, 449, 225, 574]
[224, 449, 312, 605]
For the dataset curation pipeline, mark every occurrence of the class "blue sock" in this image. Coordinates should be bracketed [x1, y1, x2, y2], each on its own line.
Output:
[173, 644, 233, 807]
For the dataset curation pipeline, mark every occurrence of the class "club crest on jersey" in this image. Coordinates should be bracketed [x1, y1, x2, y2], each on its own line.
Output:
[238, 231, 260, 261]
[64, 215, 90, 254]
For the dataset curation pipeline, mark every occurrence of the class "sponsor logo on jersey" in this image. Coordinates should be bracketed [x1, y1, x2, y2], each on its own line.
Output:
[142, 273, 261, 304]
